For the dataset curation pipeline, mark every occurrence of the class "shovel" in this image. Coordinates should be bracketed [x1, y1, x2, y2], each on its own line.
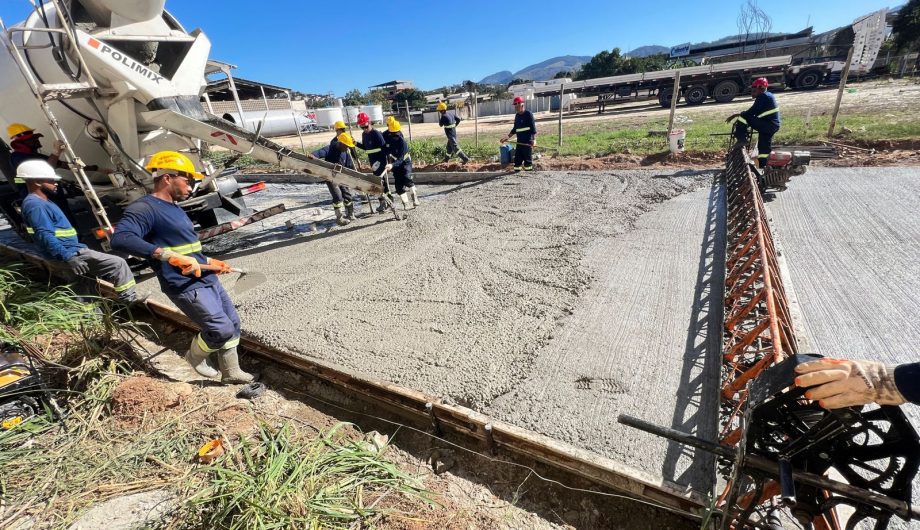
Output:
[199, 263, 267, 294]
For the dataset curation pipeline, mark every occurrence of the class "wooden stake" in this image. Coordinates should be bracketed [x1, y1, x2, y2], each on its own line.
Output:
[666, 71, 681, 140]
[828, 46, 854, 138]
[558, 83, 565, 147]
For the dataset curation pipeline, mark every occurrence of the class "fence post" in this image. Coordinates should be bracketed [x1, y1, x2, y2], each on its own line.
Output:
[558, 83, 564, 147]
[828, 46, 855, 138]
[666, 70, 681, 141]
[405, 101, 412, 143]
[474, 92, 479, 148]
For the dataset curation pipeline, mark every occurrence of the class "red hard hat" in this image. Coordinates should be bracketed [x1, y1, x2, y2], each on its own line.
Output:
[751, 77, 769, 89]
[513, 96, 525, 105]
[356, 112, 370, 126]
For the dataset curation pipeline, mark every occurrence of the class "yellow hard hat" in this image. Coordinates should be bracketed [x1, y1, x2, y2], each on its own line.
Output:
[436, 102, 447, 111]
[7, 123, 34, 139]
[386, 116, 401, 133]
[337, 132, 356, 148]
[145, 150, 204, 180]
[333, 120, 347, 130]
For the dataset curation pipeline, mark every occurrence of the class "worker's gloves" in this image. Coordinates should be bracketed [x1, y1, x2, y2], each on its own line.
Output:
[52, 140, 66, 155]
[159, 249, 201, 278]
[67, 255, 89, 276]
[384, 164, 393, 173]
[207, 257, 233, 275]
[795, 358, 906, 409]
[499, 137, 508, 143]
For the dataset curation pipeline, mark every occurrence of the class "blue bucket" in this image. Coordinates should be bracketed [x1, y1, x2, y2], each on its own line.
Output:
[500, 143, 515, 164]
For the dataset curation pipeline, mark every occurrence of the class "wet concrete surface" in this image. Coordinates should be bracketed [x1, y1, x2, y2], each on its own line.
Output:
[151, 169, 723, 491]
[767, 166, 920, 528]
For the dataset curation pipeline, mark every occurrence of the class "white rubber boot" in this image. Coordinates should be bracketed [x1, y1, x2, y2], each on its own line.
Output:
[334, 207, 351, 226]
[185, 336, 219, 378]
[345, 203, 356, 220]
[399, 193, 410, 210]
[409, 187, 420, 207]
[218, 347, 254, 384]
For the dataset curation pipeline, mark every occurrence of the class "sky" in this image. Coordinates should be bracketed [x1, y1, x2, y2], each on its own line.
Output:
[0, 0, 897, 95]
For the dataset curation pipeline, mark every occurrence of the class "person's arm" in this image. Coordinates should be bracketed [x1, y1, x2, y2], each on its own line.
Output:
[529, 112, 537, 144]
[390, 137, 408, 169]
[110, 202, 157, 259]
[22, 203, 72, 261]
[46, 140, 65, 170]
[795, 357, 907, 409]
[894, 362, 920, 404]
[739, 96, 765, 122]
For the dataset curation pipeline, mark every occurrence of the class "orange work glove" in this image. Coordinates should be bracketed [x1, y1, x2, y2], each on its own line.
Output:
[795, 358, 905, 409]
[159, 249, 201, 277]
[208, 257, 233, 274]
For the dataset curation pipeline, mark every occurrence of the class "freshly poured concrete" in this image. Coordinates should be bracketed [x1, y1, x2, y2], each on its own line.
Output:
[767, 167, 920, 528]
[136, 170, 723, 490]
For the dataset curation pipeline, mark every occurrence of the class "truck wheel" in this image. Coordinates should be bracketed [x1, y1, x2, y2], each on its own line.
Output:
[795, 68, 823, 90]
[713, 80, 740, 103]
[658, 88, 677, 108]
[685, 85, 708, 105]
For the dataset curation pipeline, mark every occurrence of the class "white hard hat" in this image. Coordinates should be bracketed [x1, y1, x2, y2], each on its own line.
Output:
[16, 159, 61, 181]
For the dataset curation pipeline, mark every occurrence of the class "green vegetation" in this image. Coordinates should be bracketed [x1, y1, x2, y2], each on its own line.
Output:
[0, 267, 431, 529]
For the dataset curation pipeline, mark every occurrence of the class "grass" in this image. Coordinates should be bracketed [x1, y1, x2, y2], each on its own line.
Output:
[0, 264, 432, 529]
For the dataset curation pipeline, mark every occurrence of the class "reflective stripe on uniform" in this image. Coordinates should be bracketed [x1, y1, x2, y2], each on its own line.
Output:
[332, 202, 344, 209]
[54, 228, 77, 237]
[442, 124, 456, 129]
[757, 108, 779, 118]
[758, 154, 770, 158]
[25, 227, 34, 234]
[14, 177, 25, 184]
[164, 241, 202, 255]
[114, 279, 136, 292]
[737, 117, 748, 125]
[515, 127, 531, 133]
[197, 333, 241, 353]
[364, 148, 382, 154]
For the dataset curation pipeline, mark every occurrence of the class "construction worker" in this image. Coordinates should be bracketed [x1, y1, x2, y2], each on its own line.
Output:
[17, 159, 137, 302]
[308, 132, 357, 225]
[354, 112, 392, 213]
[110, 151, 253, 384]
[7, 123, 67, 198]
[382, 116, 418, 209]
[437, 102, 470, 164]
[726, 77, 780, 168]
[796, 358, 919, 408]
[500, 96, 537, 172]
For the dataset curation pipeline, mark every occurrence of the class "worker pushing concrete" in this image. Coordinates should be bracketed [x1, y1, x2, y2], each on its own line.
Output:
[110, 151, 253, 384]
[383, 116, 418, 209]
[725, 77, 780, 168]
[309, 132, 358, 225]
[354, 112, 393, 213]
[437, 102, 470, 164]
[501, 96, 537, 172]
[17, 159, 138, 303]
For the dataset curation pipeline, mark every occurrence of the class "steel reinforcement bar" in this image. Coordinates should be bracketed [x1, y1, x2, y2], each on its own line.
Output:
[719, 143, 798, 446]
[0, 241, 707, 520]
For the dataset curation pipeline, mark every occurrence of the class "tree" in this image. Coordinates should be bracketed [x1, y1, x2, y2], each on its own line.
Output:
[507, 78, 528, 87]
[366, 89, 390, 106]
[736, 0, 773, 57]
[393, 88, 427, 109]
[342, 89, 363, 106]
[892, 0, 920, 70]
[553, 70, 574, 79]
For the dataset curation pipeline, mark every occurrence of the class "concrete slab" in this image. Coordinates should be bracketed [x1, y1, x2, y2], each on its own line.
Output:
[767, 166, 920, 528]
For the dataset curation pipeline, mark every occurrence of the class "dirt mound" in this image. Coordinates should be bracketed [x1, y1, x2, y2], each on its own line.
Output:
[111, 377, 193, 425]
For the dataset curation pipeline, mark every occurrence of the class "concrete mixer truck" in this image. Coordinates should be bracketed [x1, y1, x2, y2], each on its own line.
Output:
[0, 0, 388, 248]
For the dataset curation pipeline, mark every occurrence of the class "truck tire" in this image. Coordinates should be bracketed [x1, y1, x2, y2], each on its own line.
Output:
[658, 88, 678, 108]
[684, 85, 708, 105]
[795, 68, 823, 90]
[713, 80, 740, 103]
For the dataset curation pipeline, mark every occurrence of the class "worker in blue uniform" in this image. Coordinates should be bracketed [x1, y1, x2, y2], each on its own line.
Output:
[309, 132, 357, 225]
[500, 96, 537, 172]
[6, 123, 67, 199]
[383, 116, 418, 209]
[354, 112, 393, 213]
[17, 159, 137, 302]
[110, 151, 253, 384]
[328, 120, 357, 221]
[437, 102, 470, 164]
[796, 358, 920, 408]
[726, 77, 781, 168]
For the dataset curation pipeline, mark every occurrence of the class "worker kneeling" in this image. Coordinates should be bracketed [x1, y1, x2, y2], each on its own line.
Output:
[111, 151, 253, 384]
[726, 77, 780, 168]
[18, 160, 138, 302]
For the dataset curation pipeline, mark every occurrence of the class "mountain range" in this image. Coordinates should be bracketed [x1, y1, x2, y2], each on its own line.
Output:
[478, 45, 672, 84]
